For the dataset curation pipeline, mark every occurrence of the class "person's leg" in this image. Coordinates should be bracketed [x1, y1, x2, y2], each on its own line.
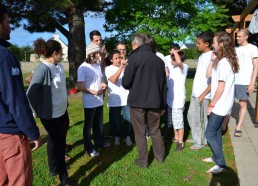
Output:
[122, 106, 132, 137]
[110, 107, 121, 138]
[172, 108, 184, 151]
[0, 134, 33, 186]
[205, 113, 226, 167]
[41, 115, 69, 185]
[187, 96, 199, 143]
[131, 107, 148, 167]
[93, 106, 107, 148]
[0, 151, 8, 186]
[147, 108, 165, 162]
[167, 105, 173, 129]
[83, 108, 95, 153]
[202, 99, 209, 146]
[236, 100, 247, 131]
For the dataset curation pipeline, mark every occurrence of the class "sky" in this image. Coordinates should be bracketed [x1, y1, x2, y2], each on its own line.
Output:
[9, 16, 110, 47]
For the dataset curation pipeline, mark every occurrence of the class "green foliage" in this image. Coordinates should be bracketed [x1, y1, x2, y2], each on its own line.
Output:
[104, 0, 229, 52]
[182, 48, 201, 59]
[8, 44, 33, 62]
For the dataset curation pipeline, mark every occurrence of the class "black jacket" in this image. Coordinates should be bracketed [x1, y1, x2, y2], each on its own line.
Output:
[122, 44, 167, 109]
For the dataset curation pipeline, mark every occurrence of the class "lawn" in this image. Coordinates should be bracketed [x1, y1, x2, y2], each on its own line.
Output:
[28, 73, 239, 186]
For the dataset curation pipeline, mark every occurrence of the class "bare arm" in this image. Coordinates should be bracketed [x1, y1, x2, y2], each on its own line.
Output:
[171, 50, 183, 70]
[207, 81, 225, 115]
[108, 65, 125, 84]
[77, 81, 103, 95]
[198, 83, 211, 103]
[25, 73, 33, 84]
[247, 58, 258, 93]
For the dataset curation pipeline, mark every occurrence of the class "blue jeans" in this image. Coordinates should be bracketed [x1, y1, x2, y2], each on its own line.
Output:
[83, 106, 104, 153]
[205, 112, 226, 167]
[109, 106, 131, 138]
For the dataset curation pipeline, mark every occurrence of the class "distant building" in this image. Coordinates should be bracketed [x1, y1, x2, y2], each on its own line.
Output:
[180, 43, 196, 50]
[30, 33, 68, 62]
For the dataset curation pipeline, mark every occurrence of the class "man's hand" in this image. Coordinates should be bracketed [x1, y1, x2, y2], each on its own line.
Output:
[198, 95, 204, 103]
[31, 138, 42, 151]
[160, 109, 165, 115]
[247, 84, 255, 93]
[100, 82, 107, 90]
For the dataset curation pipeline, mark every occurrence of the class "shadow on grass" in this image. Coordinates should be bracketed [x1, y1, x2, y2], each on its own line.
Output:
[67, 120, 134, 185]
[209, 166, 239, 186]
[69, 140, 134, 185]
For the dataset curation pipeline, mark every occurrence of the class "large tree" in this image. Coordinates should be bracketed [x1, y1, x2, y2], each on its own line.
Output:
[104, 0, 229, 52]
[1, 0, 105, 88]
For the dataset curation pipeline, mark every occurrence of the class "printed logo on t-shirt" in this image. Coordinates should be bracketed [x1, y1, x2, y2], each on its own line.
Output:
[11, 67, 20, 76]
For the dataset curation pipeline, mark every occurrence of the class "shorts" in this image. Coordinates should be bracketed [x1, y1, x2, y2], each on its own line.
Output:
[172, 108, 184, 130]
[235, 84, 249, 100]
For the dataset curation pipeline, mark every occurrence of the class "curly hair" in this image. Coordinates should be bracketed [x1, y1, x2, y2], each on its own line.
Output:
[34, 38, 62, 58]
[214, 31, 239, 73]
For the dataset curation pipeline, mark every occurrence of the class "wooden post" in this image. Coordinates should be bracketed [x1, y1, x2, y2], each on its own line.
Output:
[256, 78, 258, 122]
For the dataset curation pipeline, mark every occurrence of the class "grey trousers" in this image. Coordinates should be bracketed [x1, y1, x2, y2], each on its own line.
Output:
[131, 107, 165, 167]
[187, 96, 209, 145]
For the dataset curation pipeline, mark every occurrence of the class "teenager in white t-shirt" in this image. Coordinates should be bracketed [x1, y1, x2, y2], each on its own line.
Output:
[234, 29, 258, 137]
[166, 50, 188, 151]
[204, 31, 239, 174]
[187, 32, 213, 150]
[165, 43, 180, 132]
[105, 50, 132, 146]
[77, 43, 110, 157]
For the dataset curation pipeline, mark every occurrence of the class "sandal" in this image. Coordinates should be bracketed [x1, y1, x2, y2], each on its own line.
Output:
[207, 165, 226, 174]
[234, 129, 242, 137]
[186, 139, 195, 143]
[190, 144, 205, 150]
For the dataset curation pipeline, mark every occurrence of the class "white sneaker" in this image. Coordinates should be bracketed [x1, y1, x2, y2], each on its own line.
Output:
[207, 165, 225, 174]
[203, 157, 215, 163]
[124, 136, 132, 146]
[88, 149, 100, 157]
[115, 137, 120, 145]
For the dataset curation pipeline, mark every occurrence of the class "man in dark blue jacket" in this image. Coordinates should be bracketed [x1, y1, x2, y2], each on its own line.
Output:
[122, 33, 166, 168]
[0, 5, 41, 186]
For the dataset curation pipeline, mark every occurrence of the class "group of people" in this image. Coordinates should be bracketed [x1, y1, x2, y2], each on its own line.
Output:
[1, 2, 258, 185]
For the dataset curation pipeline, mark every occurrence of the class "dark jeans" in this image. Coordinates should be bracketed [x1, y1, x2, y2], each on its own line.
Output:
[83, 106, 104, 153]
[109, 107, 131, 138]
[205, 112, 226, 167]
[131, 107, 165, 167]
[40, 113, 68, 184]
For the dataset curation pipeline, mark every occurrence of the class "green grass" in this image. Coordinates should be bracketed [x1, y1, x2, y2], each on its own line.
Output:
[30, 74, 239, 186]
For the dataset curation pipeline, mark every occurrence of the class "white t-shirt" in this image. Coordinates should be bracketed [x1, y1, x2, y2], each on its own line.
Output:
[166, 57, 188, 108]
[235, 44, 258, 85]
[192, 51, 212, 99]
[211, 58, 235, 116]
[105, 65, 129, 107]
[156, 52, 167, 68]
[77, 62, 103, 108]
[43, 62, 67, 118]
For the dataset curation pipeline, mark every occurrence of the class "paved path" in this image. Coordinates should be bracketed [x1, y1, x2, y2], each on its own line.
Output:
[228, 91, 258, 186]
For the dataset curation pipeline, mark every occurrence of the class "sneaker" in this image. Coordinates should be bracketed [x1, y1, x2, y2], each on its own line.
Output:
[115, 137, 120, 145]
[175, 143, 184, 151]
[103, 140, 111, 148]
[87, 149, 100, 157]
[207, 165, 226, 174]
[203, 157, 215, 163]
[124, 136, 132, 146]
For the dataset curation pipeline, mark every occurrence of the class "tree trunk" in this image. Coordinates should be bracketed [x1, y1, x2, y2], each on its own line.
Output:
[67, 8, 85, 89]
